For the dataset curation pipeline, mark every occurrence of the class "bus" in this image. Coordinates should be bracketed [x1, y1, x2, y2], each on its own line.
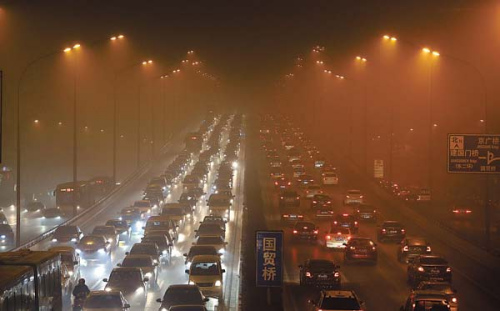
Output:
[55, 181, 95, 210]
[0, 250, 62, 311]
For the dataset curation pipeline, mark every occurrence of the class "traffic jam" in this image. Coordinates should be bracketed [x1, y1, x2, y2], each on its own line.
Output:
[0, 113, 244, 311]
[258, 114, 458, 311]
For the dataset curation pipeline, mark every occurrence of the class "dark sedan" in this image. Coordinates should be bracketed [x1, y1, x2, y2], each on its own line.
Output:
[407, 255, 452, 286]
[292, 221, 319, 242]
[377, 221, 406, 242]
[344, 237, 378, 264]
[298, 259, 341, 289]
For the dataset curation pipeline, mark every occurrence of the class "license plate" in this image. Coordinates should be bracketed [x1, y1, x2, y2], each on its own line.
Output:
[335, 237, 344, 241]
[389, 230, 397, 234]
[362, 215, 370, 218]
[318, 274, 327, 279]
[431, 269, 440, 274]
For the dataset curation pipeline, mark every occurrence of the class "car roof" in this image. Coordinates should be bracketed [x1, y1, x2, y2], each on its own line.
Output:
[191, 255, 221, 263]
[406, 237, 429, 245]
[412, 290, 449, 299]
[322, 290, 357, 298]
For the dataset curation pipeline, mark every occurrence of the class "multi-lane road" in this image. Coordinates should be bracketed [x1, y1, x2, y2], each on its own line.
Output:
[251, 121, 500, 311]
[27, 117, 245, 311]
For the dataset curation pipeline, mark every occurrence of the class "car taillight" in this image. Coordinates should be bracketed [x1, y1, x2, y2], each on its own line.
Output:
[334, 272, 340, 278]
[426, 246, 432, 252]
[382, 228, 386, 233]
[296, 196, 300, 200]
[283, 214, 289, 218]
[313, 230, 319, 234]
[403, 246, 409, 252]
[280, 197, 284, 199]
[350, 246, 355, 250]
[401, 229, 405, 233]
[298, 215, 304, 218]
[327, 201, 331, 204]
[305, 272, 311, 277]
[417, 266, 425, 272]
[326, 235, 331, 240]
[354, 221, 358, 225]
[275, 182, 278, 185]
[312, 201, 317, 204]
[287, 182, 291, 185]
[293, 230, 298, 234]
[337, 232, 342, 235]
[446, 267, 451, 272]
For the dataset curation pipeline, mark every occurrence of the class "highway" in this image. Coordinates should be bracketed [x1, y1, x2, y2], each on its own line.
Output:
[29, 117, 245, 311]
[249, 121, 500, 311]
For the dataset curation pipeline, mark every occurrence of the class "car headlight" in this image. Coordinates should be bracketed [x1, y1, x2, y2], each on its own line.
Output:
[0, 235, 5, 239]
[52, 238, 57, 242]
[135, 221, 143, 229]
[135, 287, 144, 294]
[219, 248, 225, 254]
[162, 250, 168, 255]
[75, 249, 81, 253]
[215, 280, 222, 287]
[71, 238, 77, 242]
[451, 297, 457, 303]
[189, 280, 195, 285]
[105, 287, 112, 292]
[145, 272, 152, 279]
[107, 238, 113, 243]
[161, 308, 168, 311]
[153, 259, 158, 264]
[118, 216, 123, 221]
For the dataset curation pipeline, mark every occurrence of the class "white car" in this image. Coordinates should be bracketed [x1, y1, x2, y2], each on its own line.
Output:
[304, 184, 323, 199]
[83, 290, 130, 311]
[290, 159, 305, 169]
[344, 190, 363, 205]
[325, 227, 352, 249]
[322, 172, 339, 185]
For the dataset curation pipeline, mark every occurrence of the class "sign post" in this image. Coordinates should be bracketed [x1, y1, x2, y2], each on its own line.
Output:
[447, 134, 500, 250]
[256, 230, 283, 305]
[374, 159, 384, 179]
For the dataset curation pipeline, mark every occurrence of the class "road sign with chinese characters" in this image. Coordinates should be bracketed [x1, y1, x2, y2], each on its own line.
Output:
[448, 134, 500, 174]
[256, 230, 283, 287]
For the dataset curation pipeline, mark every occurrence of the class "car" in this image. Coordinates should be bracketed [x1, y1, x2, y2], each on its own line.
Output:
[103, 267, 148, 307]
[133, 200, 155, 214]
[292, 221, 319, 242]
[183, 175, 201, 190]
[400, 290, 451, 311]
[187, 187, 206, 200]
[331, 214, 359, 233]
[184, 245, 221, 267]
[290, 159, 304, 169]
[91, 225, 119, 249]
[311, 194, 333, 210]
[321, 172, 338, 186]
[281, 208, 304, 223]
[274, 177, 292, 190]
[185, 255, 225, 299]
[0, 224, 15, 246]
[415, 282, 458, 311]
[270, 167, 285, 179]
[304, 184, 323, 199]
[51, 225, 83, 243]
[299, 259, 341, 289]
[292, 167, 305, 178]
[398, 237, 432, 263]
[119, 254, 159, 288]
[118, 207, 143, 230]
[75, 235, 111, 261]
[450, 206, 473, 219]
[105, 219, 132, 240]
[161, 203, 187, 225]
[25, 200, 45, 212]
[41, 207, 64, 219]
[142, 232, 174, 261]
[169, 306, 208, 311]
[207, 194, 232, 221]
[201, 215, 227, 230]
[150, 176, 169, 192]
[325, 228, 352, 249]
[126, 243, 162, 266]
[308, 290, 365, 311]
[354, 204, 377, 222]
[48, 246, 81, 291]
[195, 223, 226, 239]
[344, 190, 364, 205]
[192, 235, 227, 254]
[407, 255, 452, 286]
[344, 237, 378, 264]
[377, 221, 406, 242]
[156, 284, 209, 310]
[179, 193, 198, 210]
[279, 190, 300, 207]
[83, 290, 130, 311]
[143, 191, 165, 208]
[416, 188, 432, 202]
[269, 159, 282, 168]
[297, 174, 315, 187]
[0, 212, 8, 225]
[144, 216, 179, 240]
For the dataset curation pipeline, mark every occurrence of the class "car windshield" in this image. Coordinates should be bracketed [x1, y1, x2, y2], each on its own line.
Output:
[331, 228, 350, 235]
[134, 201, 151, 207]
[384, 222, 402, 228]
[199, 224, 222, 231]
[55, 227, 77, 235]
[122, 257, 151, 267]
[131, 245, 156, 254]
[84, 295, 122, 308]
[419, 284, 452, 291]
[295, 222, 314, 229]
[358, 206, 374, 212]
[191, 262, 220, 275]
[163, 208, 184, 215]
[108, 220, 127, 227]
[109, 270, 141, 283]
[163, 288, 203, 304]
[197, 237, 223, 245]
[320, 297, 361, 309]
[421, 257, 448, 265]
[93, 227, 114, 235]
[324, 173, 337, 177]
[315, 195, 330, 201]
[348, 190, 361, 195]
[283, 191, 297, 197]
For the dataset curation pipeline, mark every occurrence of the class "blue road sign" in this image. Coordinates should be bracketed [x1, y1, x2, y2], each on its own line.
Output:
[448, 134, 500, 174]
[256, 230, 283, 287]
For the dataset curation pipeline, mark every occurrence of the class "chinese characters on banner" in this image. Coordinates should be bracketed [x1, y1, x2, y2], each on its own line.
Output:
[448, 134, 500, 174]
[256, 231, 283, 287]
